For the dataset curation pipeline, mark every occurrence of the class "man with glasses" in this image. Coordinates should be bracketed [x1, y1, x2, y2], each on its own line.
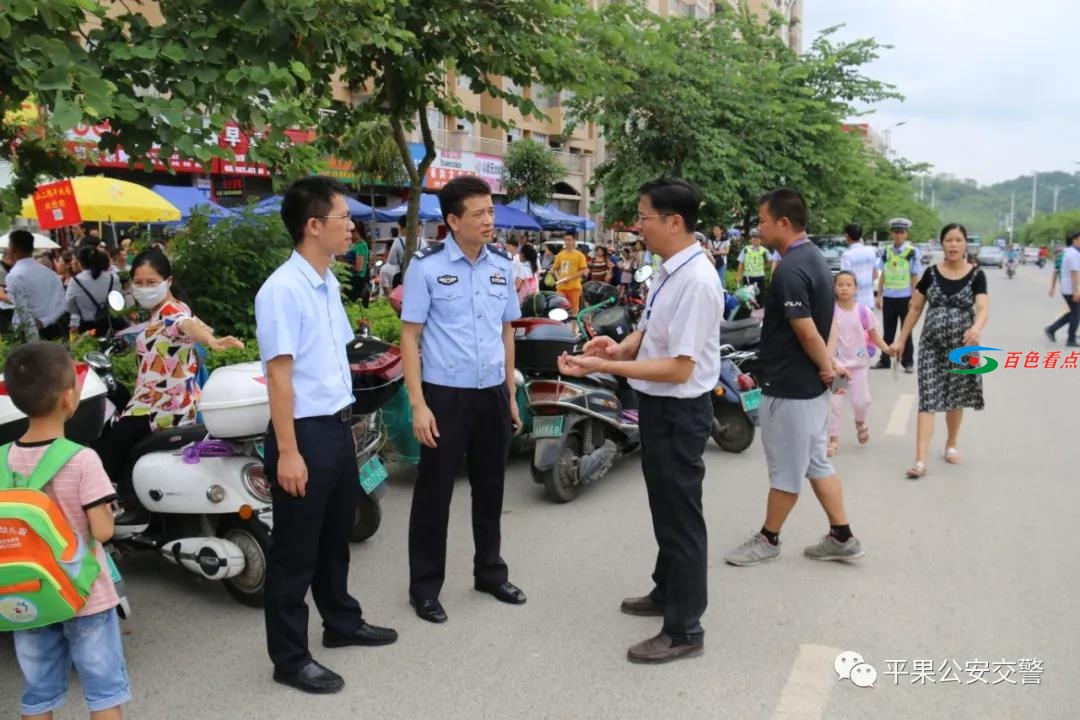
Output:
[559, 178, 723, 664]
[256, 176, 397, 694]
[401, 175, 526, 625]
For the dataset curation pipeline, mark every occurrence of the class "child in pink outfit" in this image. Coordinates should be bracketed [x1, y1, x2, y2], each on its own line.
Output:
[827, 272, 890, 456]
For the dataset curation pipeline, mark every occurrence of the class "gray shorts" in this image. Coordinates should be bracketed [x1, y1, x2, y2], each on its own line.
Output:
[760, 392, 835, 493]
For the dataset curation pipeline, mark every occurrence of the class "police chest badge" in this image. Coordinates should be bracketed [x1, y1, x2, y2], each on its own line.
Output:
[490, 273, 507, 286]
[437, 275, 459, 285]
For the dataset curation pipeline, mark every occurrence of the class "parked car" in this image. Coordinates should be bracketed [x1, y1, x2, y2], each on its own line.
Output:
[976, 245, 1005, 267]
[809, 235, 846, 275]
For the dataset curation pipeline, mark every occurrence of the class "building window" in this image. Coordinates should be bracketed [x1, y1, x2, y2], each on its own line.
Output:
[506, 78, 521, 96]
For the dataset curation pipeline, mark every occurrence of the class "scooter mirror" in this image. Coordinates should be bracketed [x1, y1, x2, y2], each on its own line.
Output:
[633, 265, 654, 284]
[548, 308, 570, 322]
[107, 290, 126, 312]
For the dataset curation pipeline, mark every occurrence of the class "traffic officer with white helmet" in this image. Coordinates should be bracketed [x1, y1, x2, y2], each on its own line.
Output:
[400, 175, 526, 625]
[875, 217, 922, 373]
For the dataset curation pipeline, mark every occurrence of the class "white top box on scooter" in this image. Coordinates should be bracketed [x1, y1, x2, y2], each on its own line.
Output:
[0, 363, 108, 446]
[199, 362, 271, 439]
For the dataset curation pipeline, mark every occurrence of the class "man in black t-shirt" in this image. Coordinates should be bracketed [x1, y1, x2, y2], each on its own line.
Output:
[724, 188, 865, 567]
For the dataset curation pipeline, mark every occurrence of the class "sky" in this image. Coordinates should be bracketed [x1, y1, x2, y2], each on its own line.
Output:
[802, 0, 1080, 186]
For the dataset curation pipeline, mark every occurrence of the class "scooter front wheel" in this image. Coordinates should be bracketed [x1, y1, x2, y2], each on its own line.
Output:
[351, 493, 382, 543]
[219, 518, 271, 608]
[535, 434, 582, 503]
[712, 403, 755, 453]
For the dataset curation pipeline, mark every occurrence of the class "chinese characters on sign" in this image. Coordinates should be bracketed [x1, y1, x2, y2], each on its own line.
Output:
[31, 180, 81, 230]
[1004, 351, 1079, 370]
[883, 658, 1044, 686]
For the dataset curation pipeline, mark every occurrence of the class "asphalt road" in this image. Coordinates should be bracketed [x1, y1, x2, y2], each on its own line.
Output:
[2, 260, 1076, 720]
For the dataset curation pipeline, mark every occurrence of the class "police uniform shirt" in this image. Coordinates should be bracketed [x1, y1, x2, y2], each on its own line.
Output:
[630, 243, 724, 399]
[878, 241, 923, 299]
[255, 251, 355, 418]
[401, 234, 520, 389]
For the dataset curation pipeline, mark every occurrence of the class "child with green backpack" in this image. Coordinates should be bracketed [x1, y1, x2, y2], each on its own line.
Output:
[1, 342, 130, 719]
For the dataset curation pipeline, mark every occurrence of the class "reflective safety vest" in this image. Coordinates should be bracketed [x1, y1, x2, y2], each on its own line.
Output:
[743, 246, 768, 277]
[883, 245, 914, 290]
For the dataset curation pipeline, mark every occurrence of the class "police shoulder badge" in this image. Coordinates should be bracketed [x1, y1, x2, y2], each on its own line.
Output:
[414, 241, 446, 259]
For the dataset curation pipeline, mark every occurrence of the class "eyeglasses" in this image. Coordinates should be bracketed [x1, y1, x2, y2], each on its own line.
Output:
[637, 212, 673, 222]
[317, 212, 352, 220]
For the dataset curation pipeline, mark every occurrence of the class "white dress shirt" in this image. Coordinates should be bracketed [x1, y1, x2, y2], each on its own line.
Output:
[6, 257, 67, 335]
[840, 241, 879, 308]
[630, 242, 724, 399]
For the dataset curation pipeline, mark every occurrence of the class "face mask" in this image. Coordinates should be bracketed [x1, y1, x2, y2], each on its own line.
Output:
[132, 282, 169, 309]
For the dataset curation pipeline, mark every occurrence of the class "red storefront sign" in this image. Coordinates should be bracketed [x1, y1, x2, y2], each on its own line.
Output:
[212, 122, 315, 177]
[32, 180, 82, 230]
[65, 122, 205, 173]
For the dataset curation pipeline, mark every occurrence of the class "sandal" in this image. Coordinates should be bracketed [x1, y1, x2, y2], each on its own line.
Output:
[905, 462, 927, 479]
[827, 438, 839, 458]
[945, 448, 961, 464]
[856, 422, 870, 445]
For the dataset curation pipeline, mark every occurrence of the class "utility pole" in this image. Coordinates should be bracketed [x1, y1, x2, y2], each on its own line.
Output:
[1009, 192, 1016, 243]
[930, 189, 936, 211]
[1050, 184, 1072, 214]
[1030, 172, 1038, 221]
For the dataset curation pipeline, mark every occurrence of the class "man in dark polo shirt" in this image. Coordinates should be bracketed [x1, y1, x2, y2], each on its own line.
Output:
[723, 188, 864, 567]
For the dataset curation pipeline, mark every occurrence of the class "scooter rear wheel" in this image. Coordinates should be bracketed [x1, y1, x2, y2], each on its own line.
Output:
[712, 404, 755, 453]
[219, 518, 270, 608]
[537, 434, 582, 503]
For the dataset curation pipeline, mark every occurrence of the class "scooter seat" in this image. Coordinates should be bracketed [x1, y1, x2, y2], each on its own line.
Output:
[582, 372, 620, 390]
[720, 318, 761, 332]
[128, 424, 208, 465]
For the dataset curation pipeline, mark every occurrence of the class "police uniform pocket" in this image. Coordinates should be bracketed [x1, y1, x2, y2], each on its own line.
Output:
[432, 285, 461, 303]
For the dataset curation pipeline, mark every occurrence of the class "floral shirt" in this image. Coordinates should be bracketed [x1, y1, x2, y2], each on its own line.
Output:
[121, 301, 199, 429]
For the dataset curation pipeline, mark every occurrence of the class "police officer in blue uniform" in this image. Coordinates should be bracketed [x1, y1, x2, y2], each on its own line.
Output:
[401, 175, 526, 624]
[256, 176, 397, 694]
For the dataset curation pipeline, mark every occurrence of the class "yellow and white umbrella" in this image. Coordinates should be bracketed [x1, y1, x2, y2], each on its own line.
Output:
[20, 176, 182, 223]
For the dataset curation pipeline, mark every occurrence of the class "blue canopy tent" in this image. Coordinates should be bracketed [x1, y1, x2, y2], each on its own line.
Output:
[507, 199, 595, 231]
[375, 193, 444, 223]
[150, 185, 235, 223]
[250, 194, 375, 220]
[494, 204, 542, 231]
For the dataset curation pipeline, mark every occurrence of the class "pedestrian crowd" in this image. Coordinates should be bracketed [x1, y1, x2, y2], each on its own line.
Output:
[11, 167, 1080, 719]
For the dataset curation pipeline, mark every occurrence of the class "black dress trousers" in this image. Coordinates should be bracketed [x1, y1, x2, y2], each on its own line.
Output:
[264, 413, 364, 673]
[637, 392, 713, 641]
[409, 383, 512, 601]
[881, 295, 915, 368]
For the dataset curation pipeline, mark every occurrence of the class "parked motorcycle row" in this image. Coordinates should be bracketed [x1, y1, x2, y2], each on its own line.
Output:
[0, 292, 402, 610]
[0, 272, 761, 609]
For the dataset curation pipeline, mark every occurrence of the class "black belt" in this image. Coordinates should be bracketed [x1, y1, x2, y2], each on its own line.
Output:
[298, 406, 353, 424]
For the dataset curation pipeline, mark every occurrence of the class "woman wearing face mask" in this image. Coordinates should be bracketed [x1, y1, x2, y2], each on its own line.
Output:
[93, 249, 244, 515]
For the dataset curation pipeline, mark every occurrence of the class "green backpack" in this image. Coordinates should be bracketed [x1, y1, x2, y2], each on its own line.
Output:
[0, 439, 101, 632]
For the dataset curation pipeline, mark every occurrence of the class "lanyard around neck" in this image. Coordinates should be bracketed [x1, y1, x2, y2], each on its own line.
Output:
[646, 250, 703, 320]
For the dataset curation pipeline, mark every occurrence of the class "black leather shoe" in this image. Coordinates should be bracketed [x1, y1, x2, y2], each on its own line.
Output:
[475, 580, 527, 605]
[323, 621, 399, 648]
[410, 597, 448, 624]
[272, 661, 344, 694]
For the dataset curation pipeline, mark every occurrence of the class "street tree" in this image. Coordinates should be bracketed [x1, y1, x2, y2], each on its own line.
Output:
[326, 0, 628, 268]
[500, 138, 566, 213]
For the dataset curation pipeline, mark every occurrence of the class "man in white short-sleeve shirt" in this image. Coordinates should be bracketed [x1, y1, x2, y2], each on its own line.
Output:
[558, 177, 722, 665]
[839, 222, 879, 309]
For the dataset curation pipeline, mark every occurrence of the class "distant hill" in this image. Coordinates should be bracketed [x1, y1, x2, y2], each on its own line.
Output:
[926, 171, 1080, 240]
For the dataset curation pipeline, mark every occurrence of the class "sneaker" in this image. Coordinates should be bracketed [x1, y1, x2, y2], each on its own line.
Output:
[903, 365, 914, 374]
[803, 534, 864, 562]
[1045, 327, 1057, 343]
[1067, 340, 1080, 348]
[724, 533, 781, 566]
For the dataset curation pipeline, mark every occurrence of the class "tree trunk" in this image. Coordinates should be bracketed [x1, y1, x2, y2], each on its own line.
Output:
[389, 111, 436, 275]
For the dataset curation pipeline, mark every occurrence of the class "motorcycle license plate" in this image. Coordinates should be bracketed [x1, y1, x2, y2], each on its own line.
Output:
[532, 415, 565, 439]
[740, 388, 763, 413]
[359, 455, 388, 495]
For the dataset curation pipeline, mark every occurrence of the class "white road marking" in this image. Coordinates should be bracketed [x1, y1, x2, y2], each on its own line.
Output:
[885, 393, 915, 436]
[772, 644, 844, 720]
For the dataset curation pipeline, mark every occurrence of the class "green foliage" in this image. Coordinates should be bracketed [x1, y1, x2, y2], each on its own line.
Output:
[168, 208, 292, 338]
[500, 139, 566, 210]
[930, 171, 1080, 241]
[345, 298, 402, 345]
[567, 12, 936, 236]
[1018, 209, 1080, 247]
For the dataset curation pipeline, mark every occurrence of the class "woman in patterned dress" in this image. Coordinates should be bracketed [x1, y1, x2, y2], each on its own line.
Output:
[93, 249, 244, 513]
[891, 223, 990, 479]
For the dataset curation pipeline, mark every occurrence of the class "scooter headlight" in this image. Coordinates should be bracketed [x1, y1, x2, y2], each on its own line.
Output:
[241, 462, 273, 504]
